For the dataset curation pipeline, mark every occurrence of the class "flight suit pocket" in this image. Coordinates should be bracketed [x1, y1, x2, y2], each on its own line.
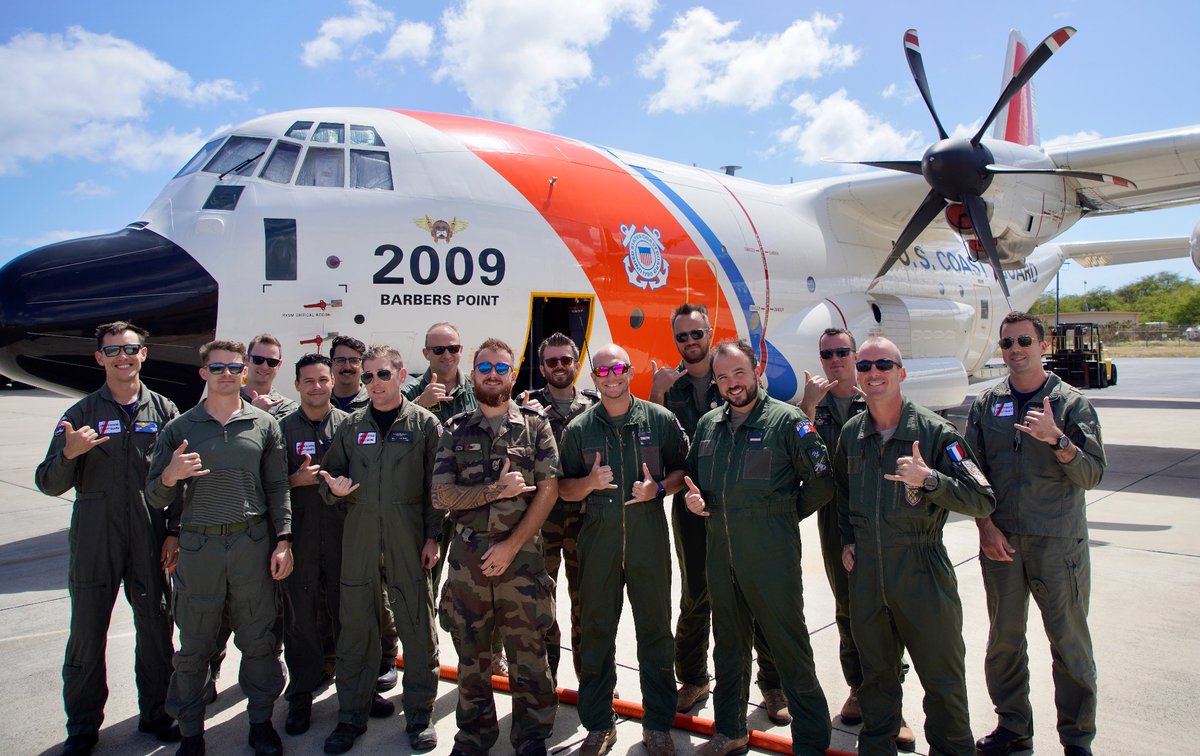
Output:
[697, 439, 717, 490]
[742, 449, 772, 481]
[582, 447, 605, 468]
[68, 493, 108, 588]
[638, 446, 663, 479]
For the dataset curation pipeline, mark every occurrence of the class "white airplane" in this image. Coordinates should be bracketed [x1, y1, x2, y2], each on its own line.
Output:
[1, 27, 1197, 410]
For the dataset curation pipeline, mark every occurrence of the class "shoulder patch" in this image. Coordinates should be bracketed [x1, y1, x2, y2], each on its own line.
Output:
[581, 388, 600, 400]
[519, 404, 547, 418]
[796, 419, 814, 437]
[445, 409, 472, 430]
[54, 416, 69, 436]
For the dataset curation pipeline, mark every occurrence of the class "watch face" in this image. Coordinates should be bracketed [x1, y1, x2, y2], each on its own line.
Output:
[1057, 435, 1070, 450]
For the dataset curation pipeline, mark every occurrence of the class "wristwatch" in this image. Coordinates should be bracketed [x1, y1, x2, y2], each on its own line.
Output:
[1054, 434, 1071, 451]
[656, 481, 666, 498]
[921, 471, 940, 492]
[276, 533, 294, 544]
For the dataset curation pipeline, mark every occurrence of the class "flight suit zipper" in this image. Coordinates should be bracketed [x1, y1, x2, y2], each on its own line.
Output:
[718, 425, 738, 585]
[871, 436, 888, 608]
[616, 422, 627, 572]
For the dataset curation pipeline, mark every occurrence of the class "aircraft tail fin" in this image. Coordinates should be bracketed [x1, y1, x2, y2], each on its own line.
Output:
[992, 30, 1040, 146]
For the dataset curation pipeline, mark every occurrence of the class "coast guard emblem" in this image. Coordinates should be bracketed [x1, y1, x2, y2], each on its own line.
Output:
[621, 223, 669, 290]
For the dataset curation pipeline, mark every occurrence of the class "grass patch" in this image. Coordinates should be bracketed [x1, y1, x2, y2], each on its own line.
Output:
[1104, 342, 1200, 358]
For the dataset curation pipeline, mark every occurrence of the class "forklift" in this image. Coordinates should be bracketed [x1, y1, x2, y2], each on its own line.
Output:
[1043, 322, 1116, 389]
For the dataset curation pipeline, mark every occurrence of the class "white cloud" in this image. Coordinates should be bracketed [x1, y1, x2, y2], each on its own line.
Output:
[881, 83, 897, 98]
[301, 0, 395, 67]
[66, 180, 113, 198]
[778, 89, 922, 166]
[1042, 130, 1102, 149]
[0, 27, 244, 175]
[640, 9, 857, 113]
[380, 21, 435, 64]
[436, 0, 656, 129]
[949, 119, 983, 140]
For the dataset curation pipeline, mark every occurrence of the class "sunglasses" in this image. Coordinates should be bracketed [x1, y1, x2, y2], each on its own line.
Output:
[675, 328, 710, 343]
[100, 344, 143, 357]
[427, 344, 463, 355]
[543, 356, 575, 368]
[856, 359, 900, 372]
[819, 347, 853, 360]
[206, 362, 245, 375]
[998, 335, 1035, 349]
[475, 361, 512, 375]
[361, 369, 394, 384]
[332, 356, 362, 366]
[250, 355, 281, 367]
[593, 363, 631, 377]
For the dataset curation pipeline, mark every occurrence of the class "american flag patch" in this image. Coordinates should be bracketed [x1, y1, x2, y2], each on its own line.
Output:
[356, 432, 377, 445]
[96, 419, 122, 435]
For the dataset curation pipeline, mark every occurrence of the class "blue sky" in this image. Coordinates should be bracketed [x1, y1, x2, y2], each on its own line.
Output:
[1, 0, 1196, 296]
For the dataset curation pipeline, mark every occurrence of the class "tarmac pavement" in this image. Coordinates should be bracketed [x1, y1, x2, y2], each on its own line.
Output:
[1, 357, 1196, 755]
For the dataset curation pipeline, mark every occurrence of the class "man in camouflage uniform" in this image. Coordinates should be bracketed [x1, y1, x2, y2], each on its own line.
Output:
[560, 343, 689, 756]
[967, 312, 1105, 756]
[278, 354, 347, 736]
[318, 345, 442, 754]
[834, 337, 995, 756]
[432, 337, 560, 756]
[36, 321, 180, 755]
[683, 340, 834, 756]
[518, 332, 598, 684]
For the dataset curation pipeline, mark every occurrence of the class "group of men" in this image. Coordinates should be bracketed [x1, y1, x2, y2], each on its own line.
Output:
[38, 307, 1103, 756]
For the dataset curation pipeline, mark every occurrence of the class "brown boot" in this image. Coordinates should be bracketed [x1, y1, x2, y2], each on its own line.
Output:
[675, 681, 710, 712]
[642, 728, 675, 756]
[838, 688, 862, 725]
[895, 718, 916, 752]
[696, 733, 749, 756]
[760, 688, 791, 725]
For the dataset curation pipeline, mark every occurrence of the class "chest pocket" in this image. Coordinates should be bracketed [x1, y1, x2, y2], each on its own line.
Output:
[696, 438, 717, 490]
[504, 445, 534, 485]
[582, 446, 606, 470]
[638, 445, 663, 479]
[453, 448, 488, 485]
[742, 448, 772, 482]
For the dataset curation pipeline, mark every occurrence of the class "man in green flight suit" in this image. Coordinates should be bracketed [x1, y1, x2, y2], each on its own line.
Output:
[517, 332, 599, 684]
[682, 339, 834, 756]
[560, 343, 689, 756]
[432, 337, 560, 756]
[145, 339, 294, 756]
[834, 337, 995, 756]
[36, 321, 181, 755]
[318, 345, 442, 755]
[966, 312, 1105, 756]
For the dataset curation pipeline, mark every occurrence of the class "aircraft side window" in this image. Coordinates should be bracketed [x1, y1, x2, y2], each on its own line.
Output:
[265, 219, 297, 280]
[203, 136, 271, 176]
[312, 122, 344, 143]
[203, 185, 244, 211]
[261, 141, 302, 184]
[296, 147, 345, 187]
[175, 137, 225, 179]
[285, 120, 314, 140]
[349, 125, 385, 146]
[350, 150, 393, 190]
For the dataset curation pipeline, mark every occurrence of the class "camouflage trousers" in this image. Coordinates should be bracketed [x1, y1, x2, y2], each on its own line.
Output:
[541, 501, 583, 683]
[439, 530, 557, 753]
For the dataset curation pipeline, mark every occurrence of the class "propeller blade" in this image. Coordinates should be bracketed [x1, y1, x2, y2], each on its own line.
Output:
[973, 26, 1076, 144]
[903, 29, 949, 140]
[984, 164, 1137, 188]
[842, 159, 924, 175]
[961, 193, 1010, 300]
[868, 189, 948, 290]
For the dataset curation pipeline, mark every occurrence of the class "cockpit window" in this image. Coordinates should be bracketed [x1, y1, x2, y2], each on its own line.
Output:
[203, 136, 270, 177]
[312, 122, 344, 144]
[175, 137, 225, 179]
[261, 141, 302, 184]
[350, 125, 385, 147]
[296, 147, 345, 187]
[285, 121, 314, 140]
[350, 150, 393, 190]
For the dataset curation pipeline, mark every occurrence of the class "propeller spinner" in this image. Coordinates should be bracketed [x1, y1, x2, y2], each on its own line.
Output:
[861, 27, 1135, 299]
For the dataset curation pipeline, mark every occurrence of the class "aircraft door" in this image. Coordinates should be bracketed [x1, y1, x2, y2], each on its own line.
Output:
[683, 258, 722, 333]
[515, 295, 595, 394]
[965, 285, 995, 371]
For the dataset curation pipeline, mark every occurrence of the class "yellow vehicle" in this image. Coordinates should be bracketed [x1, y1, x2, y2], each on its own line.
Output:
[1044, 323, 1116, 389]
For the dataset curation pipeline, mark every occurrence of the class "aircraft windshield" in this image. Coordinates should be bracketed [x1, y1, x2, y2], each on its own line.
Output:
[203, 136, 271, 177]
[175, 137, 225, 179]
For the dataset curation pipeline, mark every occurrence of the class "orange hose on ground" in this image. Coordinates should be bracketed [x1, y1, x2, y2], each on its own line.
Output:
[398, 656, 857, 756]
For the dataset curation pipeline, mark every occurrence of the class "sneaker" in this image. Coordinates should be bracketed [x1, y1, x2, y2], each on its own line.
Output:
[895, 718, 916, 752]
[138, 714, 182, 743]
[60, 734, 98, 755]
[408, 725, 437, 752]
[676, 681, 710, 712]
[376, 664, 398, 692]
[760, 688, 791, 725]
[696, 733, 750, 756]
[580, 727, 617, 756]
[247, 721, 283, 756]
[838, 688, 862, 725]
[369, 693, 395, 718]
[491, 652, 510, 678]
[286, 693, 313, 735]
[642, 728, 675, 756]
[176, 734, 205, 756]
[323, 722, 367, 755]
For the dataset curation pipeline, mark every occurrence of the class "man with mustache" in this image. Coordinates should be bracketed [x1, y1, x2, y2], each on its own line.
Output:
[517, 332, 598, 685]
[433, 338, 560, 756]
[560, 344, 689, 756]
[683, 339, 834, 756]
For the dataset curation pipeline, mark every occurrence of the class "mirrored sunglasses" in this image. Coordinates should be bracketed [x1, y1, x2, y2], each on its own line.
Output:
[475, 361, 512, 375]
[206, 362, 245, 375]
[593, 363, 631, 377]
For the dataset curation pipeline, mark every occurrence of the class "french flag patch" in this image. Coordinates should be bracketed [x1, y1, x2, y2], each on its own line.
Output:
[946, 440, 966, 462]
[796, 420, 814, 437]
[356, 432, 377, 445]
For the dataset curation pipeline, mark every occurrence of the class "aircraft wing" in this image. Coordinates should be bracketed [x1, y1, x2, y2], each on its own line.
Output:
[1057, 236, 1195, 268]
[1048, 126, 1200, 215]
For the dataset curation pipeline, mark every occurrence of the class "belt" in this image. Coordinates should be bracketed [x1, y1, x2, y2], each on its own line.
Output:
[181, 514, 266, 536]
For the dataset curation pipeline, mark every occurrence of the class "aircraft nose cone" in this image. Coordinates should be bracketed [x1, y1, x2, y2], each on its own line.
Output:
[0, 227, 218, 403]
